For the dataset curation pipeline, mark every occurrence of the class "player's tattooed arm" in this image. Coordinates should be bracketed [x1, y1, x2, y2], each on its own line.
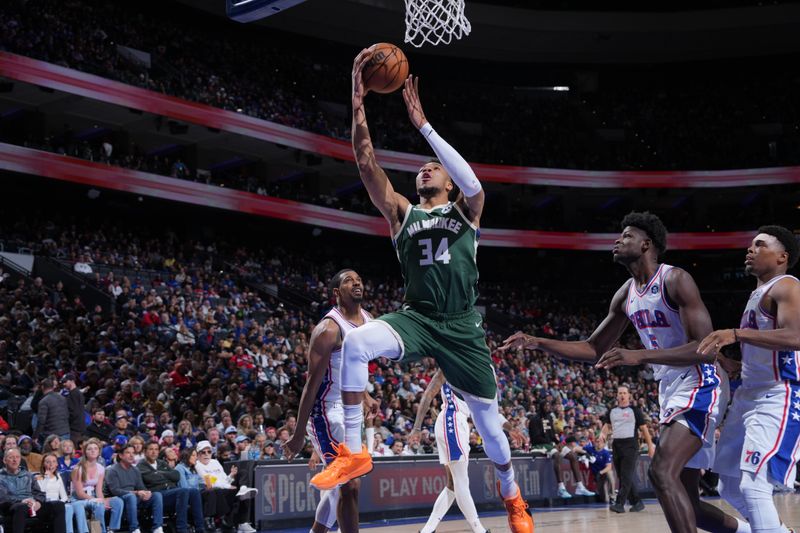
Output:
[699, 277, 800, 355]
[351, 49, 410, 232]
[411, 369, 445, 435]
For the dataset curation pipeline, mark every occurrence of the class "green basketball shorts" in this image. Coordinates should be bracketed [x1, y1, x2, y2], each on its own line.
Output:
[377, 307, 497, 400]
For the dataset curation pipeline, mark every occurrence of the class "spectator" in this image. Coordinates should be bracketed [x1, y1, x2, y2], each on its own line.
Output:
[104, 444, 165, 533]
[261, 440, 278, 460]
[71, 438, 124, 533]
[175, 421, 197, 450]
[233, 435, 250, 461]
[159, 430, 176, 451]
[35, 379, 71, 446]
[193, 440, 256, 533]
[43, 435, 62, 456]
[85, 408, 112, 443]
[102, 436, 128, 467]
[108, 411, 135, 443]
[0, 447, 67, 533]
[159, 447, 179, 469]
[127, 437, 145, 465]
[61, 374, 86, 446]
[137, 441, 207, 533]
[583, 434, 616, 503]
[56, 440, 80, 493]
[18, 436, 42, 473]
[35, 453, 77, 533]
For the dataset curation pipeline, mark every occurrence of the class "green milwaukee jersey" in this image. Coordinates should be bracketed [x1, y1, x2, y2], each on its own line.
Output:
[392, 202, 479, 315]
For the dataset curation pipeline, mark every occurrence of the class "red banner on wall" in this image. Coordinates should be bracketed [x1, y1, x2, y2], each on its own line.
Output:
[0, 143, 755, 250]
[2, 52, 800, 189]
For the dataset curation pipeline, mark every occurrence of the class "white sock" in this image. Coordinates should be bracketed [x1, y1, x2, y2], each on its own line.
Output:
[496, 465, 517, 499]
[450, 461, 485, 533]
[735, 518, 752, 533]
[343, 403, 363, 452]
[558, 482, 566, 490]
[577, 481, 587, 490]
[420, 488, 455, 533]
[365, 426, 375, 453]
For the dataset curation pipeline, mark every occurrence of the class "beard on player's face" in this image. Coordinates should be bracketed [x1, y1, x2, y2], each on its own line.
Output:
[418, 185, 442, 199]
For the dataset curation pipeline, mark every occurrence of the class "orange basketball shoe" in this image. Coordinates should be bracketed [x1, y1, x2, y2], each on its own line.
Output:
[310, 444, 373, 490]
[497, 481, 534, 533]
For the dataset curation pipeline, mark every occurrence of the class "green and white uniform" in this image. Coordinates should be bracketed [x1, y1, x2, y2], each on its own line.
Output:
[378, 201, 496, 400]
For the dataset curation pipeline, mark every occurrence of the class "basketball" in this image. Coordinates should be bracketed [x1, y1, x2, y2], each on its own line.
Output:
[362, 42, 409, 94]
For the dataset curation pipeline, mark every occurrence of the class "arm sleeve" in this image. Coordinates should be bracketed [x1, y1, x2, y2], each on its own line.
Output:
[419, 123, 482, 198]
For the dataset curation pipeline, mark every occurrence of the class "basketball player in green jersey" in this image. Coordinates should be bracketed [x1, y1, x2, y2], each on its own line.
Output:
[311, 49, 534, 533]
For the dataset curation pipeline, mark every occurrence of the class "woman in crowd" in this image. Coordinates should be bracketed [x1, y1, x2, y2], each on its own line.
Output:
[37, 453, 79, 533]
[71, 438, 124, 533]
[160, 446, 179, 468]
[176, 447, 218, 531]
[58, 439, 81, 493]
[127, 436, 145, 464]
[43, 434, 62, 455]
[236, 414, 253, 436]
[176, 419, 197, 449]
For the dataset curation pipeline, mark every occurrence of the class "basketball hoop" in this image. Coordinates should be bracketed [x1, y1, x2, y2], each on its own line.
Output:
[404, 0, 471, 48]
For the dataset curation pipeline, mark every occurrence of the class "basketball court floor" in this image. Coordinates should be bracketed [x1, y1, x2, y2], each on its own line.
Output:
[283, 494, 800, 532]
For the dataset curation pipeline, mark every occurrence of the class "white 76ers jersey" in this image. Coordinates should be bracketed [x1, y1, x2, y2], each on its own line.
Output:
[740, 275, 800, 388]
[626, 264, 691, 383]
[314, 307, 371, 407]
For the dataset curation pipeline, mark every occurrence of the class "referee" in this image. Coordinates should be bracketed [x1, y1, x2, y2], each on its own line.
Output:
[601, 385, 654, 513]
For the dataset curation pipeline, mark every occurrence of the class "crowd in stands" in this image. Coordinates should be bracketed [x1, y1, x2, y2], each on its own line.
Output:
[0, 207, 701, 529]
[1, 0, 799, 171]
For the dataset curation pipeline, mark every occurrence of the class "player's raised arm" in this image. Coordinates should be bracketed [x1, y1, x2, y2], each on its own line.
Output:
[411, 369, 446, 434]
[598, 268, 716, 369]
[351, 49, 409, 231]
[500, 282, 631, 362]
[403, 76, 485, 225]
[283, 319, 339, 461]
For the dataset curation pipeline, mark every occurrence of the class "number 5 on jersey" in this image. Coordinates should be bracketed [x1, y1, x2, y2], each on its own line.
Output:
[419, 238, 451, 266]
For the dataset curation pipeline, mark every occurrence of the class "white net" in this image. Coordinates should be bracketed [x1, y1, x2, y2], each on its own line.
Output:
[404, 0, 471, 48]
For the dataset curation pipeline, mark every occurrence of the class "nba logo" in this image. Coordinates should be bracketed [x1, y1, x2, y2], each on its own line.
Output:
[262, 473, 277, 515]
[651, 284, 659, 295]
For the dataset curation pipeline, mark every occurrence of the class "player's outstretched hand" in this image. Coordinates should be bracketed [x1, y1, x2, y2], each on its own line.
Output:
[596, 347, 642, 369]
[282, 432, 305, 462]
[402, 75, 428, 130]
[499, 331, 538, 352]
[697, 329, 736, 356]
[352, 49, 373, 105]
